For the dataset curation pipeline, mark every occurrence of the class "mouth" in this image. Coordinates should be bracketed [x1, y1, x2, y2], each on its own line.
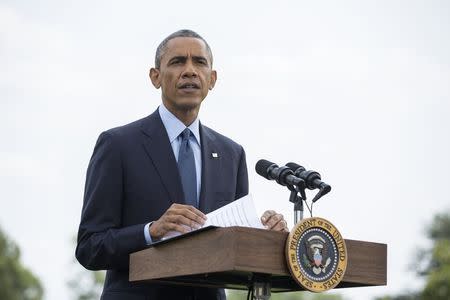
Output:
[178, 82, 200, 90]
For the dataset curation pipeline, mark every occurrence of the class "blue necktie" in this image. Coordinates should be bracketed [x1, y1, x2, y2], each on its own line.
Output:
[177, 128, 197, 207]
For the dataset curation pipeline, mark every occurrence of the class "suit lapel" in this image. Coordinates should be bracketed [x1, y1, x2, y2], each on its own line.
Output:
[140, 110, 184, 205]
[199, 125, 222, 213]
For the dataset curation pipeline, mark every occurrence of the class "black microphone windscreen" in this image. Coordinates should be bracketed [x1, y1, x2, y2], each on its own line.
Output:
[255, 159, 276, 179]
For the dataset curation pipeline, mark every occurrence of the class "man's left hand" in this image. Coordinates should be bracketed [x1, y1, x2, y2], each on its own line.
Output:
[261, 210, 289, 232]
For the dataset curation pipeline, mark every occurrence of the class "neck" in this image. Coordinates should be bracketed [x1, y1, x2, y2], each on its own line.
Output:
[174, 110, 198, 126]
[163, 103, 200, 126]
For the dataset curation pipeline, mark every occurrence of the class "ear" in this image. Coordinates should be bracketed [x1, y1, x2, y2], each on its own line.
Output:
[208, 70, 217, 90]
[149, 68, 161, 89]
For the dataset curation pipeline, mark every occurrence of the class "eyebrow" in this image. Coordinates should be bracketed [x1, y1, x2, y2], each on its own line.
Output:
[167, 55, 209, 65]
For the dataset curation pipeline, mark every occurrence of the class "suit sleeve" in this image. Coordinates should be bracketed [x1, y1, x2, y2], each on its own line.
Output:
[75, 132, 147, 271]
[235, 146, 249, 199]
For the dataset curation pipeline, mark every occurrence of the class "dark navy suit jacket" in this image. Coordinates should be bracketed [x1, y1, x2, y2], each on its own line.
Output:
[75, 109, 248, 300]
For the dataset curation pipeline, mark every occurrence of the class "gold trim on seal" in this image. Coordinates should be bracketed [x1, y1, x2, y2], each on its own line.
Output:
[285, 217, 347, 292]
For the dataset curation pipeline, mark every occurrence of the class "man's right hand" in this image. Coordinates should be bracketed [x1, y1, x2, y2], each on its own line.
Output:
[149, 203, 207, 240]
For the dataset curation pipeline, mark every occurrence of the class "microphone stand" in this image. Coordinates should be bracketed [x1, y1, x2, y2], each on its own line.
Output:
[288, 182, 306, 224]
[288, 183, 331, 225]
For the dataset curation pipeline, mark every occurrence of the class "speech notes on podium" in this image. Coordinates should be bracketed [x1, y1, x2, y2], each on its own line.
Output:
[159, 194, 263, 242]
[204, 194, 263, 229]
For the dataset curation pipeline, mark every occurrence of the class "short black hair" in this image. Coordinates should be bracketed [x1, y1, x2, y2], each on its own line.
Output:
[154, 29, 213, 69]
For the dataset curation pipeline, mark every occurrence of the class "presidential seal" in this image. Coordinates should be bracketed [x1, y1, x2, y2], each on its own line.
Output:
[285, 217, 347, 292]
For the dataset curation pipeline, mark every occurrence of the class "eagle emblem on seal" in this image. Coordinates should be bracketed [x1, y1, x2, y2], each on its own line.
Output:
[302, 235, 332, 275]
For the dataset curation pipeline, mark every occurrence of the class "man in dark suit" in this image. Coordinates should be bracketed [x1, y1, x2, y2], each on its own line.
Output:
[76, 29, 287, 300]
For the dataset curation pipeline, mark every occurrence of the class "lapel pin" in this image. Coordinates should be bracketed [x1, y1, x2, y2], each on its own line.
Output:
[211, 152, 219, 158]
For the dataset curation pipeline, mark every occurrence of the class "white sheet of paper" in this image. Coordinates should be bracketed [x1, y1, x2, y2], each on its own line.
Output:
[161, 194, 263, 241]
[204, 194, 264, 229]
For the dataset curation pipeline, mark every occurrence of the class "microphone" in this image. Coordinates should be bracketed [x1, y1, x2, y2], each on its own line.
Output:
[255, 159, 304, 188]
[285, 162, 331, 201]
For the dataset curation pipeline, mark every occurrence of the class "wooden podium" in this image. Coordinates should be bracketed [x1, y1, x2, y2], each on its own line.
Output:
[129, 226, 386, 294]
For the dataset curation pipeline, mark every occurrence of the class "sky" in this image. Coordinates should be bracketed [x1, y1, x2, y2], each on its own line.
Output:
[1, 0, 449, 299]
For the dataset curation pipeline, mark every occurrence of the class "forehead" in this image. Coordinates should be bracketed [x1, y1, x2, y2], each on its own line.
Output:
[162, 37, 210, 61]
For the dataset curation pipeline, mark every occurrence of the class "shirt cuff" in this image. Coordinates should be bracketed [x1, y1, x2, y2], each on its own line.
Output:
[144, 222, 154, 245]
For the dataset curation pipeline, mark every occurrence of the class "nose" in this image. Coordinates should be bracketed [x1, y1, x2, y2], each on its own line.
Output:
[181, 60, 198, 78]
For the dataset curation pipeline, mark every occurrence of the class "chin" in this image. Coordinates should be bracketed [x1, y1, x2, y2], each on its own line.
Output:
[175, 98, 203, 111]
[163, 95, 205, 113]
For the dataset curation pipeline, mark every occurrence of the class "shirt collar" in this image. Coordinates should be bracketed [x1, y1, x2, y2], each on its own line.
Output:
[158, 103, 201, 145]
